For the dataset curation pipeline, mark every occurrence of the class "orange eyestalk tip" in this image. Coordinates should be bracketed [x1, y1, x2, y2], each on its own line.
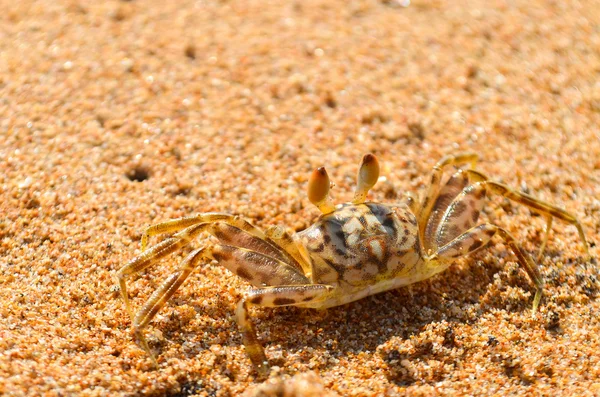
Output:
[308, 167, 336, 214]
[353, 153, 380, 204]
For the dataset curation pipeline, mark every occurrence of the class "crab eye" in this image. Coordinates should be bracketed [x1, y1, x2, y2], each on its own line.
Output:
[353, 153, 380, 204]
[308, 167, 336, 214]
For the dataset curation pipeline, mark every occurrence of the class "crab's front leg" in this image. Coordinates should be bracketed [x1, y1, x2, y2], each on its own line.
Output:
[418, 153, 478, 240]
[236, 284, 334, 376]
[429, 222, 544, 312]
[132, 246, 213, 364]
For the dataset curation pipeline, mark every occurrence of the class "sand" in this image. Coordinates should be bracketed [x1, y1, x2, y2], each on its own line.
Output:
[1, 0, 599, 395]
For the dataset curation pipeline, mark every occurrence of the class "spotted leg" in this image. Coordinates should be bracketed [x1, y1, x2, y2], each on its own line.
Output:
[117, 223, 214, 319]
[429, 223, 544, 313]
[423, 169, 470, 254]
[130, 242, 312, 366]
[141, 213, 266, 250]
[132, 246, 212, 365]
[418, 153, 478, 243]
[465, 169, 589, 258]
[119, 214, 302, 320]
[139, 212, 320, 277]
[235, 284, 334, 376]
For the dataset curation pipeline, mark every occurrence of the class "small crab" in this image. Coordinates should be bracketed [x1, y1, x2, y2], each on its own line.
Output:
[117, 153, 588, 375]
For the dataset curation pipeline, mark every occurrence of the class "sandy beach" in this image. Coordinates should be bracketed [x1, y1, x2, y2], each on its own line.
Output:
[1, 0, 599, 395]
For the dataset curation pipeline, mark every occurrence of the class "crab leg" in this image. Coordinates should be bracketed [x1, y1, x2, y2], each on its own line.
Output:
[434, 181, 487, 249]
[120, 214, 304, 318]
[418, 153, 478, 242]
[235, 284, 334, 376]
[117, 223, 213, 319]
[129, 241, 311, 363]
[538, 216, 553, 261]
[141, 213, 266, 250]
[211, 223, 304, 273]
[132, 246, 212, 364]
[465, 169, 589, 258]
[423, 169, 470, 253]
[431, 223, 544, 313]
[210, 245, 309, 287]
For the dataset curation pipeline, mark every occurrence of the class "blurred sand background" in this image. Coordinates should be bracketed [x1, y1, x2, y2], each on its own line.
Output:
[1, 0, 600, 395]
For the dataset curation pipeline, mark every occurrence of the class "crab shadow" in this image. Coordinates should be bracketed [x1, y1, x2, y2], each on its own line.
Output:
[158, 246, 595, 388]
[257, 246, 595, 385]
[244, 258, 489, 383]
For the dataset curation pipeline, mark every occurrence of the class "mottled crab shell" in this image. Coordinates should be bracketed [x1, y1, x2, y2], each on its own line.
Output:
[295, 202, 421, 286]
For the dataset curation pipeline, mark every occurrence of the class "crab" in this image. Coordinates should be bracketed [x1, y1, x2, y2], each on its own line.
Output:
[117, 153, 588, 375]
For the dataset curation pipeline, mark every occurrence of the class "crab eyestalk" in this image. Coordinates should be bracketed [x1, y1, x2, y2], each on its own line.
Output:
[352, 153, 380, 204]
[308, 167, 336, 214]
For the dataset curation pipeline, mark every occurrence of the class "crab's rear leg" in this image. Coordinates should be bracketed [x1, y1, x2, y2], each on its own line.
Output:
[430, 223, 544, 312]
[131, 243, 311, 365]
[132, 246, 212, 364]
[236, 284, 334, 376]
[140, 213, 266, 250]
[118, 215, 293, 320]
[466, 169, 589, 258]
[117, 223, 214, 319]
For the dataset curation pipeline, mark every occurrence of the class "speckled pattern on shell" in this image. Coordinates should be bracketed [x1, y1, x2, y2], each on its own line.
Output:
[297, 203, 421, 285]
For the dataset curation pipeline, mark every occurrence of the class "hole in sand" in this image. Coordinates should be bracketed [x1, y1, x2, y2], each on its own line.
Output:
[126, 165, 151, 182]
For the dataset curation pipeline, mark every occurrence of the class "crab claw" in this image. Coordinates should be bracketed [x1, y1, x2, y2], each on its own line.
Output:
[353, 153, 380, 204]
[308, 167, 336, 214]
